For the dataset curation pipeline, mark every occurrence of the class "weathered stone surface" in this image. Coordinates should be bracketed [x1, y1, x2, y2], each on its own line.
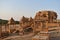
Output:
[0, 10, 60, 40]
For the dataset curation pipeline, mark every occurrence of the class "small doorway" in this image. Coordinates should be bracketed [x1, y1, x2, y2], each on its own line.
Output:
[24, 27, 33, 34]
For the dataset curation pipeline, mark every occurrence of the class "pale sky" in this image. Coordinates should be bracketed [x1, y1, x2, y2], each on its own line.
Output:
[0, 0, 60, 21]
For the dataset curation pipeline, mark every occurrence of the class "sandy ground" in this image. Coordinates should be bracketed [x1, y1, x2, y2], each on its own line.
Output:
[3, 33, 34, 40]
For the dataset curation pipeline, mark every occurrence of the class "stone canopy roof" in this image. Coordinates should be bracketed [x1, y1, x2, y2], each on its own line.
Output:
[8, 17, 15, 25]
[34, 11, 57, 21]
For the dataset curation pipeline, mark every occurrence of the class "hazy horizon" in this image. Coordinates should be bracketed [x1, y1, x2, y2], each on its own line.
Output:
[0, 0, 60, 21]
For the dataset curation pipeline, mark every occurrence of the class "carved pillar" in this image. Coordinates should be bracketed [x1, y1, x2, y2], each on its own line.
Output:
[7, 24, 10, 34]
[5, 24, 10, 34]
[40, 22, 42, 31]
[33, 21, 36, 33]
[19, 22, 24, 35]
[0, 25, 2, 37]
[5, 24, 8, 32]
[45, 21, 48, 32]
[9, 24, 15, 33]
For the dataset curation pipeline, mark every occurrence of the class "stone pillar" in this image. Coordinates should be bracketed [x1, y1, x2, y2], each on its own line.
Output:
[20, 22, 25, 35]
[5, 24, 8, 32]
[0, 25, 2, 37]
[8, 24, 11, 34]
[5, 24, 10, 34]
[33, 21, 36, 33]
[45, 21, 48, 32]
[13, 24, 16, 31]
[40, 22, 42, 31]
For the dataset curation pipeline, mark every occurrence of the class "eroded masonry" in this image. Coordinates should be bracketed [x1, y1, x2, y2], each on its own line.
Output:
[0, 10, 60, 40]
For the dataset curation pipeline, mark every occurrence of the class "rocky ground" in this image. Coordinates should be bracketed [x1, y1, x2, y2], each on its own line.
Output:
[49, 36, 60, 40]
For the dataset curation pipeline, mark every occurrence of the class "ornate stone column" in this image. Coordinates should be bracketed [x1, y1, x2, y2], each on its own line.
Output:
[7, 17, 16, 34]
[0, 25, 2, 37]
